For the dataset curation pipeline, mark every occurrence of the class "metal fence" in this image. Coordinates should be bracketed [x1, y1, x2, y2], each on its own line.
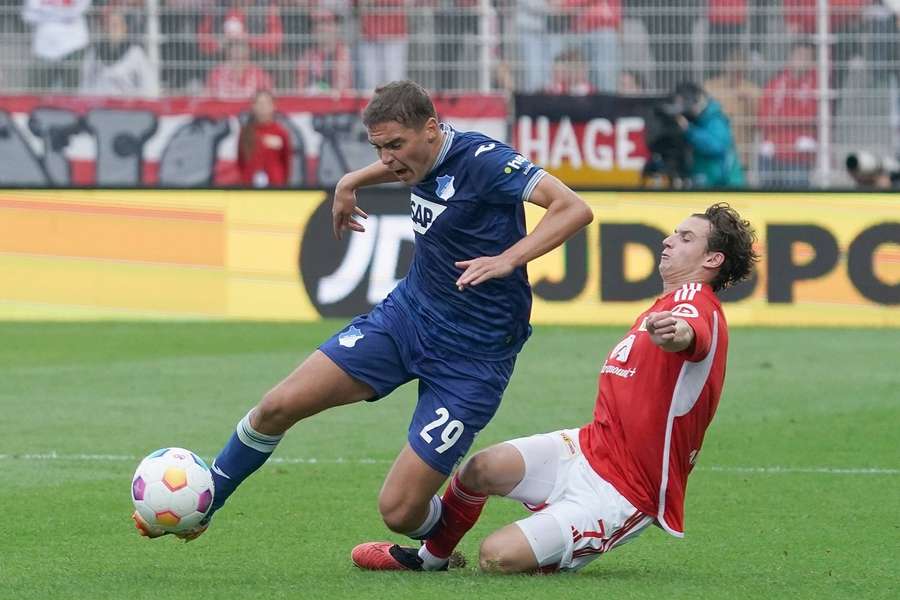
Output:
[2, 1, 898, 188]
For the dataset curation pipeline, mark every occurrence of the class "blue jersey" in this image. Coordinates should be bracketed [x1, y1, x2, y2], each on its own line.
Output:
[389, 124, 547, 360]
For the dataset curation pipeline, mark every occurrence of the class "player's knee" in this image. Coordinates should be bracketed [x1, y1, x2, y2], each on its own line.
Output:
[478, 536, 517, 573]
[458, 447, 501, 494]
[377, 494, 420, 534]
[254, 387, 298, 434]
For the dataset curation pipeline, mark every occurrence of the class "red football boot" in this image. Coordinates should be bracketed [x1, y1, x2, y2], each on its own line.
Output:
[351, 542, 428, 571]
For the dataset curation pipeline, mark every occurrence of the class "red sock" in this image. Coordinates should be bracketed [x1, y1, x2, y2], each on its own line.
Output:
[425, 473, 488, 559]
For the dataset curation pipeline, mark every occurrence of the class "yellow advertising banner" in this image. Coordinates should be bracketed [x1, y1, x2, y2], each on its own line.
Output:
[1, 189, 897, 326]
[527, 193, 899, 326]
[0, 189, 322, 320]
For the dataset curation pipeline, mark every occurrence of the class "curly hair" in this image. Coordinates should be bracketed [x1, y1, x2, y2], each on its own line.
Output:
[362, 80, 437, 131]
[694, 203, 760, 291]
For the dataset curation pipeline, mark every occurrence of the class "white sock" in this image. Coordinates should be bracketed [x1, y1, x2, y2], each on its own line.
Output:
[236, 409, 284, 452]
[418, 544, 449, 571]
[406, 495, 442, 539]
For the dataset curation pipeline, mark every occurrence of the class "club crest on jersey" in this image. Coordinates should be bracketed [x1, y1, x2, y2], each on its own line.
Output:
[609, 334, 635, 363]
[409, 193, 448, 234]
[338, 325, 364, 348]
[435, 174, 456, 200]
[671, 303, 700, 318]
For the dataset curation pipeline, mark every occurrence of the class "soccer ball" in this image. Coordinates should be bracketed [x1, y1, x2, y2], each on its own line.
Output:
[131, 447, 215, 533]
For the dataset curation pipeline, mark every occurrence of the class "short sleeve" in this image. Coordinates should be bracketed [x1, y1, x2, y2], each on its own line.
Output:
[467, 141, 546, 205]
[663, 285, 717, 362]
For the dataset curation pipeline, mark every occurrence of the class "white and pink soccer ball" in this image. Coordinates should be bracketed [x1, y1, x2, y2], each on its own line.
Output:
[131, 447, 215, 533]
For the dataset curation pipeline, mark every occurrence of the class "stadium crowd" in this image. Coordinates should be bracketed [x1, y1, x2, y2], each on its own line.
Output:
[1, 0, 898, 187]
[4, 1, 895, 96]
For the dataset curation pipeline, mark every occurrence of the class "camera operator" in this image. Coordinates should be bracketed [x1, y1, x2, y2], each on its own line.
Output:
[846, 151, 900, 189]
[670, 82, 745, 188]
[642, 94, 693, 188]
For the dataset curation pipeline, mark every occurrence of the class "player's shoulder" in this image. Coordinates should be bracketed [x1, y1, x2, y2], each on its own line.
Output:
[666, 283, 721, 318]
[452, 128, 498, 147]
[455, 132, 538, 181]
[449, 129, 515, 163]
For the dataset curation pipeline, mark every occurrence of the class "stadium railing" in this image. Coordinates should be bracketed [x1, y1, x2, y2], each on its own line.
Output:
[1, 0, 897, 189]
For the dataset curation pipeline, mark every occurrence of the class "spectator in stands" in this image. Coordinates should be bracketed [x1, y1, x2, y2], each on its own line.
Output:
[672, 81, 745, 187]
[783, 0, 867, 91]
[280, 0, 314, 89]
[357, 0, 408, 91]
[237, 90, 292, 187]
[706, 0, 747, 79]
[866, 0, 900, 89]
[757, 40, 818, 188]
[565, 0, 621, 92]
[296, 10, 353, 94]
[207, 37, 274, 99]
[161, 0, 211, 91]
[704, 46, 759, 171]
[199, 0, 283, 70]
[629, 0, 699, 92]
[617, 69, 647, 94]
[80, 7, 158, 97]
[545, 48, 596, 95]
[512, 0, 550, 92]
[433, 0, 479, 91]
[21, 0, 91, 91]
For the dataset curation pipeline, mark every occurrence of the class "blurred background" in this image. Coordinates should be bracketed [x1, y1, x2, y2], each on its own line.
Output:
[1, 0, 899, 190]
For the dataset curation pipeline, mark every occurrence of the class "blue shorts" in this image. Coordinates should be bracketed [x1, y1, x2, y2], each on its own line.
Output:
[318, 296, 516, 475]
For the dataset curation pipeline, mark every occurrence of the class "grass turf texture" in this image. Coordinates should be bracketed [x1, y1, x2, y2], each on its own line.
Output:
[1, 321, 897, 600]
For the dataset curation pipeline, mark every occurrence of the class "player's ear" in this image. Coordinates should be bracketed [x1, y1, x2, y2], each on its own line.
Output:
[705, 251, 725, 269]
[425, 118, 439, 143]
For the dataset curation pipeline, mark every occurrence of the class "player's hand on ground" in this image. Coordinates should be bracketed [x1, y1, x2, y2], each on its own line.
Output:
[454, 255, 516, 291]
[646, 311, 678, 346]
[332, 181, 368, 240]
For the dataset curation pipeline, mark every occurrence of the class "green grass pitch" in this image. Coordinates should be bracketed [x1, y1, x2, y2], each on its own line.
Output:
[1, 321, 897, 599]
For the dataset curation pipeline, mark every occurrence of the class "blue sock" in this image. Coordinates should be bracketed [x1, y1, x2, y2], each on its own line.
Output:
[208, 410, 283, 517]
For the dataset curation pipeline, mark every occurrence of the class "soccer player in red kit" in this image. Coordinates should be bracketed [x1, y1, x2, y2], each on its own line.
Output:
[353, 202, 759, 572]
[237, 90, 291, 187]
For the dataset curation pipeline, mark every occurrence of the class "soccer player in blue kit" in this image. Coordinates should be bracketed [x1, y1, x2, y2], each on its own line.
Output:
[133, 81, 594, 570]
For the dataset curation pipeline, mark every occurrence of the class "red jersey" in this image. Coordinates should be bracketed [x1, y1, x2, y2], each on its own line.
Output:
[357, 0, 407, 40]
[758, 68, 818, 163]
[563, 1, 621, 32]
[198, 3, 284, 58]
[206, 63, 273, 99]
[708, 0, 748, 26]
[783, 0, 866, 32]
[237, 121, 291, 187]
[579, 283, 728, 537]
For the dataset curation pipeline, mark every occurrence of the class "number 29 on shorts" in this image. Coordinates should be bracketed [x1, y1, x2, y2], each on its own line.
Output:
[419, 408, 465, 454]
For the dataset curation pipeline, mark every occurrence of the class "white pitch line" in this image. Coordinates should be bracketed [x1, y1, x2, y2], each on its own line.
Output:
[0, 452, 392, 465]
[0, 452, 897, 475]
[700, 465, 900, 475]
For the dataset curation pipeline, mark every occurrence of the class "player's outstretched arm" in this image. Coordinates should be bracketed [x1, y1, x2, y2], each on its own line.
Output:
[332, 161, 401, 240]
[455, 174, 593, 289]
[646, 311, 695, 352]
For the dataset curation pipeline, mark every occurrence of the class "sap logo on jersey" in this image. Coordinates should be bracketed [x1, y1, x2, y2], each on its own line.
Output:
[410, 193, 448, 234]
